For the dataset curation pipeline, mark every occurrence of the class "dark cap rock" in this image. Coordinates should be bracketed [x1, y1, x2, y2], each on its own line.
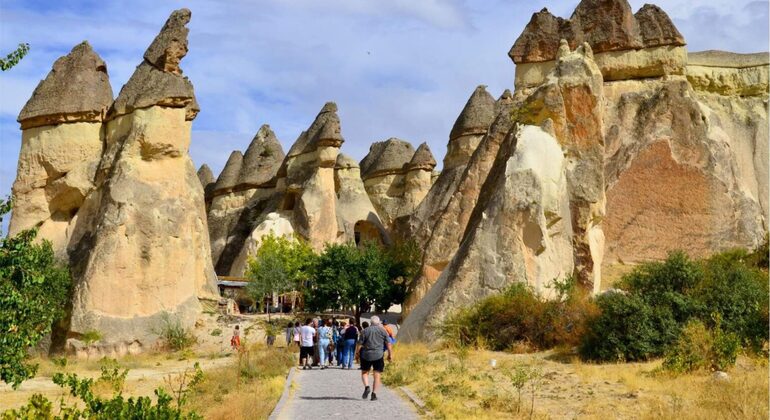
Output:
[449, 85, 496, 140]
[287, 102, 344, 157]
[360, 138, 416, 179]
[109, 9, 196, 119]
[335, 153, 359, 170]
[407, 142, 437, 171]
[634, 4, 685, 48]
[237, 124, 285, 187]
[144, 8, 191, 74]
[18, 41, 113, 129]
[213, 151, 243, 194]
[510, 0, 684, 64]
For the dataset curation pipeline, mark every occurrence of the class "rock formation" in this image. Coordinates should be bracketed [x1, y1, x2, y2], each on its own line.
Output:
[510, 0, 686, 89]
[401, 124, 575, 341]
[207, 125, 285, 274]
[196, 164, 215, 208]
[360, 139, 436, 229]
[63, 9, 218, 350]
[10, 42, 113, 258]
[401, 0, 768, 341]
[206, 104, 389, 276]
[402, 85, 496, 247]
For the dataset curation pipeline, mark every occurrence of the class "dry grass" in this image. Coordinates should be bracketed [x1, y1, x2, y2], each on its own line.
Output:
[187, 342, 294, 419]
[384, 343, 768, 419]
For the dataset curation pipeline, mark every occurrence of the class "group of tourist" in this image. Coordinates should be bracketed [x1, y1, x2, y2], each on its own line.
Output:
[287, 315, 395, 401]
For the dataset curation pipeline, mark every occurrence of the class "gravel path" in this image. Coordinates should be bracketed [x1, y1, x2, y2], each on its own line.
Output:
[272, 365, 418, 419]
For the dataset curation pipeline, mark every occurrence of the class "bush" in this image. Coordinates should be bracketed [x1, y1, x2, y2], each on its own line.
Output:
[580, 292, 678, 362]
[0, 198, 72, 388]
[662, 318, 740, 373]
[156, 312, 197, 351]
[441, 279, 597, 352]
[582, 249, 768, 363]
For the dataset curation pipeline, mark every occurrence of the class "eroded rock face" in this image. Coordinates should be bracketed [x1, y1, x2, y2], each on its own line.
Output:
[207, 126, 285, 274]
[400, 125, 574, 342]
[360, 139, 436, 229]
[403, 89, 517, 314]
[602, 77, 767, 262]
[335, 154, 388, 245]
[514, 43, 606, 290]
[404, 86, 496, 248]
[10, 42, 113, 258]
[686, 51, 770, 96]
[67, 9, 218, 348]
[510, 0, 686, 88]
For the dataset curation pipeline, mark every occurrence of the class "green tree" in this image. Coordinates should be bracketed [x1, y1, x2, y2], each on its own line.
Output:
[0, 197, 72, 388]
[305, 241, 410, 324]
[1, 43, 30, 71]
[245, 233, 316, 319]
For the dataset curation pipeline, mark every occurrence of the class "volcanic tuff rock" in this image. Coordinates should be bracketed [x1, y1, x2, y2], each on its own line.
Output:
[513, 42, 606, 290]
[403, 85, 497, 249]
[402, 89, 517, 315]
[109, 9, 198, 120]
[401, 125, 575, 341]
[207, 126, 285, 275]
[66, 9, 218, 349]
[511, 0, 687, 88]
[10, 42, 113, 258]
[197, 164, 215, 207]
[360, 138, 436, 228]
[208, 102, 390, 276]
[18, 42, 113, 129]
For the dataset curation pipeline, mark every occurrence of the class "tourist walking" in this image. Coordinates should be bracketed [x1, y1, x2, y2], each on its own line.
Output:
[341, 319, 359, 369]
[336, 321, 346, 366]
[359, 316, 392, 401]
[285, 321, 294, 347]
[317, 320, 333, 369]
[230, 325, 241, 351]
[292, 321, 301, 348]
[299, 319, 316, 370]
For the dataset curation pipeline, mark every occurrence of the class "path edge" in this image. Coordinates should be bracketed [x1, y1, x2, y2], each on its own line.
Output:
[268, 366, 296, 420]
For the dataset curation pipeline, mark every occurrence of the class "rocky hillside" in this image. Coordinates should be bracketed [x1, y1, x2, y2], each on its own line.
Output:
[8, 0, 768, 349]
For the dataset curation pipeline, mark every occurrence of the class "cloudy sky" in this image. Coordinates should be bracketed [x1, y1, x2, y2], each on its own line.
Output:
[0, 0, 768, 220]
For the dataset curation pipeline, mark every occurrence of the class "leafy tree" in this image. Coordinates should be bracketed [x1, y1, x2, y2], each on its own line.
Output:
[1, 43, 30, 71]
[245, 233, 316, 319]
[305, 241, 411, 324]
[0, 197, 72, 388]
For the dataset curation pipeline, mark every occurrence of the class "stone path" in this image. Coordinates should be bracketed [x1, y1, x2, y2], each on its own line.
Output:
[271, 365, 418, 420]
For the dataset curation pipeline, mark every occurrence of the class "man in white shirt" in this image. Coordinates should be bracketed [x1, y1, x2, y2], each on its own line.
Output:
[299, 318, 316, 370]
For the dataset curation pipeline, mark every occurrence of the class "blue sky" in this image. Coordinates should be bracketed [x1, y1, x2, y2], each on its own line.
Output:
[1, 0, 768, 226]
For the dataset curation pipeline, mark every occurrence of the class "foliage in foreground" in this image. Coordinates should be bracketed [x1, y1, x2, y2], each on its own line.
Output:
[0, 197, 72, 388]
[1, 360, 203, 419]
[0, 43, 29, 71]
[581, 249, 768, 363]
[440, 277, 598, 352]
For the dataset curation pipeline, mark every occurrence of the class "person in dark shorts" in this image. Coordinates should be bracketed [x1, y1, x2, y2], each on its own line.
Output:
[299, 318, 316, 370]
[359, 316, 392, 401]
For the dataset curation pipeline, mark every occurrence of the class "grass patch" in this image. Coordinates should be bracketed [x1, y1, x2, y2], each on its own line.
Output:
[187, 343, 293, 419]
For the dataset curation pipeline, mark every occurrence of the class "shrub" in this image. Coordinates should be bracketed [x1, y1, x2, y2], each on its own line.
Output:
[0, 198, 72, 388]
[580, 292, 677, 362]
[440, 279, 597, 352]
[582, 249, 768, 363]
[662, 318, 740, 373]
[156, 312, 197, 351]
